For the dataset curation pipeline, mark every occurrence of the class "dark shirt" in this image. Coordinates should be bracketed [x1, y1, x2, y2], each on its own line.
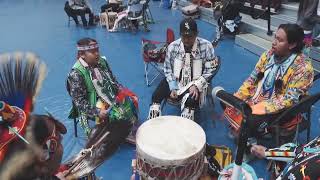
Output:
[67, 59, 119, 119]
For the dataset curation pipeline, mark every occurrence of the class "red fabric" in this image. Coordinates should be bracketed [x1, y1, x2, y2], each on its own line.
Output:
[142, 41, 166, 63]
[166, 28, 175, 44]
[0, 105, 27, 162]
[116, 88, 139, 109]
[56, 164, 69, 174]
[142, 28, 175, 64]
[224, 106, 242, 131]
[224, 106, 303, 133]
[192, 0, 212, 8]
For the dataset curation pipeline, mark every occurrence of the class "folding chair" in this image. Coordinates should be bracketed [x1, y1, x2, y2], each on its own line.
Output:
[144, 0, 155, 23]
[100, 10, 118, 30]
[269, 74, 320, 143]
[265, 90, 320, 177]
[142, 28, 175, 86]
[127, 0, 152, 32]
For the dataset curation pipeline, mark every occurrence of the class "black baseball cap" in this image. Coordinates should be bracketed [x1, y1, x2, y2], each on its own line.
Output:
[180, 18, 198, 36]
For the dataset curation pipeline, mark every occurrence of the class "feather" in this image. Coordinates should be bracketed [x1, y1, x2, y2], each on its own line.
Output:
[0, 52, 47, 113]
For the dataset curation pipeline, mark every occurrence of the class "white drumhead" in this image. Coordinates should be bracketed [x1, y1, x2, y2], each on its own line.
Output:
[136, 116, 206, 165]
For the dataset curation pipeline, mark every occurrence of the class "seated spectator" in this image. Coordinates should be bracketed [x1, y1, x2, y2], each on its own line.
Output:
[101, 0, 124, 13]
[147, 18, 219, 121]
[67, 38, 138, 136]
[64, 0, 95, 27]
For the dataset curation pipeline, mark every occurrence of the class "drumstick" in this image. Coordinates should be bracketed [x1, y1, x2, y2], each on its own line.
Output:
[0, 116, 30, 145]
[65, 131, 110, 176]
[8, 125, 30, 145]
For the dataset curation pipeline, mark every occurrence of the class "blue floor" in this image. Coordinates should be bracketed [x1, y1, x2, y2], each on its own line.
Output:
[0, 0, 319, 179]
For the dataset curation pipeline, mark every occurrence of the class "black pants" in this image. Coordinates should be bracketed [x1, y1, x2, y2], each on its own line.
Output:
[64, 2, 94, 26]
[84, 120, 132, 171]
[246, 113, 283, 138]
[152, 78, 199, 109]
[101, 3, 122, 13]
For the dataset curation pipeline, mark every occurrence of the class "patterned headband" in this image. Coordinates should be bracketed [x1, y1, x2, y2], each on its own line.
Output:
[77, 43, 99, 51]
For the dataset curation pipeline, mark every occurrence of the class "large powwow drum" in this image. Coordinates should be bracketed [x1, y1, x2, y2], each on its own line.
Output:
[136, 116, 206, 180]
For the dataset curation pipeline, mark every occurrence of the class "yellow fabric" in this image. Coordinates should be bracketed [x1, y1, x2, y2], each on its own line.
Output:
[211, 145, 233, 168]
[235, 51, 314, 114]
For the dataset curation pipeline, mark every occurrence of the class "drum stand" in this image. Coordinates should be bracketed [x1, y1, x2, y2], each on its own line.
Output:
[213, 88, 254, 180]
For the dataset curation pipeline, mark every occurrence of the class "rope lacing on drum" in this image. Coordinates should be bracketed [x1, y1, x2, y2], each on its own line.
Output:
[136, 148, 205, 180]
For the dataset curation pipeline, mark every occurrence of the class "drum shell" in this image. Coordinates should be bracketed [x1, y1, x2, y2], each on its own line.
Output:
[135, 116, 206, 180]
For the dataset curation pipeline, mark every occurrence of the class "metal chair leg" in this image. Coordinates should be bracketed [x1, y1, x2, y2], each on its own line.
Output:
[146, 6, 154, 24]
[73, 118, 78, 137]
[68, 16, 71, 27]
[307, 108, 311, 142]
[144, 62, 150, 86]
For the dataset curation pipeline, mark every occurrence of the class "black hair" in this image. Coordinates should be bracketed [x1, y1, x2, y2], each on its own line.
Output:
[278, 24, 304, 53]
[30, 115, 51, 145]
[76, 37, 98, 58]
[77, 37, 97, 47]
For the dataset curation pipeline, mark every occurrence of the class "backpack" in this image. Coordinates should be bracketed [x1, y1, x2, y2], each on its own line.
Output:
[205, 144, 233, 177]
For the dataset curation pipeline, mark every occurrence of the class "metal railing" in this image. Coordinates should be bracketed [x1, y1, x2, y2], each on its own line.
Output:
[249, 0, 273, 35]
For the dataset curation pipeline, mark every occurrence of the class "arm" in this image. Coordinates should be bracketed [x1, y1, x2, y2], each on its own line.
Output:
[193, 42, 219, 91]
[265, 144, 297, 162]
[234, 51, 268, 100]
[263, 58, 314, 113]
[163, 43, 178, 91]
[251, 144, 297, 162]
[68, 70, 100, 119]
[201, 41, 218, 81]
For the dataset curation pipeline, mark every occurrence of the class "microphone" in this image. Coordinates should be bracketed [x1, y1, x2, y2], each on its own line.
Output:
[212, 86, 252, 179]
[211, 86, 251, 115]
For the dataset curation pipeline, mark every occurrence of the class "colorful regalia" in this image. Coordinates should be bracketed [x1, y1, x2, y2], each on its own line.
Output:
[265, 136, 320, 179]
[67, 55, 138, 135]
[224, 50, 314, 132]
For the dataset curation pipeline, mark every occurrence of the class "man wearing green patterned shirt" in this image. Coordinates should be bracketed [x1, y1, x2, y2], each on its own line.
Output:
[67, 37, 137, 136]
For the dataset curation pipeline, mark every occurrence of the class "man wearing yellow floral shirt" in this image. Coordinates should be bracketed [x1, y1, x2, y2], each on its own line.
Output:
[224, 24, 314, 139]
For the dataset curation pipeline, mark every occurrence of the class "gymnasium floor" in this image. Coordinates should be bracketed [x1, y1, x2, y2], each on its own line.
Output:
[0, 0, 319, 179]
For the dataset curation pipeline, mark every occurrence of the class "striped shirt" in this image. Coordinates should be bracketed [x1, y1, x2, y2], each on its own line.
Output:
[164, 37, 218, 90]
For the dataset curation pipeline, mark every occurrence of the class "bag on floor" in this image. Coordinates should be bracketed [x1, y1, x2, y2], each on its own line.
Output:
[217, 0, 242, 35]
[181, 4, 200, 19]
[205, 144, 233, 177]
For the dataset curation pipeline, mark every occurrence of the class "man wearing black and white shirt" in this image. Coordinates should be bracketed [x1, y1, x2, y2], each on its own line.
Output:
[147, 18, 219, 121]
[64, 0, 95, 27]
